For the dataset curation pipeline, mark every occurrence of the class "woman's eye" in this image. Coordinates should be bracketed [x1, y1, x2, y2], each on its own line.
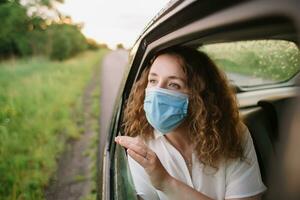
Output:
[169, 83, 180, 89]
[149, 79, 157, 84]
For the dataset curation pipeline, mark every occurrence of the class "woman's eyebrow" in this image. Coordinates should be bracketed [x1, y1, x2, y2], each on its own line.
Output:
[149, 72, 158, 76]
[149, 73, 186, 82]
[168, 76, 186, 82]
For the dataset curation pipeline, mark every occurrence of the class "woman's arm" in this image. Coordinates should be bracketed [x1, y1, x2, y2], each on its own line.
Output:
[162, 175, 213, 200]
[115, 136, 212, 200]
[115, 136, 262, 200]
[227, 194, 261, 200]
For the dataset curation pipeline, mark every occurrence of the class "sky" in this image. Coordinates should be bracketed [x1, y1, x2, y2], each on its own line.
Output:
[56, 0, 170, 49]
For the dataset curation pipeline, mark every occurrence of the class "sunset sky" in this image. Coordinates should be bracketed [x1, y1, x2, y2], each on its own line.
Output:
[57, 0, 170, 48]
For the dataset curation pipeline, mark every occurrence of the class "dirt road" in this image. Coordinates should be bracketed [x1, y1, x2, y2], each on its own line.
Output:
[45, 49, 129, 200]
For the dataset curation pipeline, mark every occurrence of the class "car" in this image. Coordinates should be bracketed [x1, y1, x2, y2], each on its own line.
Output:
[97, 0, 300, 199]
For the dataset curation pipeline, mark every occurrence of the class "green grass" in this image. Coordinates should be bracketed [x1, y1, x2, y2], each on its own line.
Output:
[82, 73, 101, 200]
[0, 49, 107, 200]
[200, 40, 300, 83]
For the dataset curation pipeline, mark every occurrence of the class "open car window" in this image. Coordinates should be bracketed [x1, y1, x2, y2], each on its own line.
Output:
[199, 40, 300, 89]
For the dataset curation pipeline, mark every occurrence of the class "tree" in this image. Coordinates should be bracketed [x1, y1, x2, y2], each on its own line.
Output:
[86, 38, 100, 50]
[48, 23, 87, 60]
[0, 0, 90, 60]
[0, 1, 29, 57]
[116, 43, 125, 49]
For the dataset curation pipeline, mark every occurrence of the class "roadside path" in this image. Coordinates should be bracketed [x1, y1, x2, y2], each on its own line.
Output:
[45, 61, 101, 200]
[45, 49, 129, 200]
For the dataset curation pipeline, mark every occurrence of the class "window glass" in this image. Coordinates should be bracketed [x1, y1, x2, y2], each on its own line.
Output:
[113, 143, 138, 200]
[200, 40, 300, 88]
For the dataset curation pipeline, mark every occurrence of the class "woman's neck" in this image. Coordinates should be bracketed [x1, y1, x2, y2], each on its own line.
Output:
[164, 125, 192, 153]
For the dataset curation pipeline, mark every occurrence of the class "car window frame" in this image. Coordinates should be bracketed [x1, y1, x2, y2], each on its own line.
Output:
[106, 0, 300, 199]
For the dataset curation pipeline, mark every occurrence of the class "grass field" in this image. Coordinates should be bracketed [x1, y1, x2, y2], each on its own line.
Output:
[82, 76, 101, 200]
[0, 50, 107, 200]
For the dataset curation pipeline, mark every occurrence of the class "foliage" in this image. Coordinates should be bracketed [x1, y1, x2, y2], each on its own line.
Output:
[0, 0, 101, 60]
[0, 1, 28, 57]
[200, 40, 300, 86]
[48, 24, 88, 60]
[0, 50, 106, 200]
[0, 0, 9, 4]
[82, 67, 101, 200]
[21, 0, 64, 8]
[87, 38, 101, 50]
[116, 43, 125, 49]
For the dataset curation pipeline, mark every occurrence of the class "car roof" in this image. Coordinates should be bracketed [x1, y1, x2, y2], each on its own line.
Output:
[133, 0, 295, 50]
[124, 0, 300, 100]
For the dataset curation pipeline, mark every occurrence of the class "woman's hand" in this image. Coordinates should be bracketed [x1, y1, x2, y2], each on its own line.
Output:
[115, 136, 215, 200]
[115, 136, 172, 190]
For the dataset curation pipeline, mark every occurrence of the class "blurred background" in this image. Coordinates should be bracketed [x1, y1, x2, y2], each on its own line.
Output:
[0, 0, 168, 199]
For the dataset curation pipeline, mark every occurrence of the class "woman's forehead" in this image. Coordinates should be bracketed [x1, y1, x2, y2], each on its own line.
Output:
[149, 54, 186, 78]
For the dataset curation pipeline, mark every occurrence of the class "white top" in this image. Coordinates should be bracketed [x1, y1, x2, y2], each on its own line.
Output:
[127, 128, 267, 200]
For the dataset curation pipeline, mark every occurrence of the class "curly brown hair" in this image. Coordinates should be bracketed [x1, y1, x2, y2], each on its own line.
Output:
[122, 46, 245, 168]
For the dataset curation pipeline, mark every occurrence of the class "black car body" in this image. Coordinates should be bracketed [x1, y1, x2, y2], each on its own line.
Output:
[98, 0, 300, 199]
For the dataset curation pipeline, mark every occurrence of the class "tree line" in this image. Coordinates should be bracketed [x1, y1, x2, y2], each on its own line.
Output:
[0, 0, 102, 60]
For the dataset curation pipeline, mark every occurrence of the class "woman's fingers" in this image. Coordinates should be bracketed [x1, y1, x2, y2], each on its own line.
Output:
[115, 136, 142, 147]
[115, 136, 149, 158]
[115, 136, 170, 190]
[127, 149, 148, 167]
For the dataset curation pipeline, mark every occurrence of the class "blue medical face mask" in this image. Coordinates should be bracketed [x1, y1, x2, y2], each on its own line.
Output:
[143, 87, 189, 134]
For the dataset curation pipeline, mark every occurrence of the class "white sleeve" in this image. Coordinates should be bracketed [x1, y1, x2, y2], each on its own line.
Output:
[127, 154, 160, 200]
[225, 128, 267, 199]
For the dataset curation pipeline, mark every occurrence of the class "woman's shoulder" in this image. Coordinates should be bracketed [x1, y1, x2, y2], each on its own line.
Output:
[241, 124, 254, 148]
[238, 123, 252, 146]
[222, 125, 253, 165]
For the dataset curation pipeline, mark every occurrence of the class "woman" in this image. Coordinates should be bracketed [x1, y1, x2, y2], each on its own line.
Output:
[115, 46, 267, 200]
